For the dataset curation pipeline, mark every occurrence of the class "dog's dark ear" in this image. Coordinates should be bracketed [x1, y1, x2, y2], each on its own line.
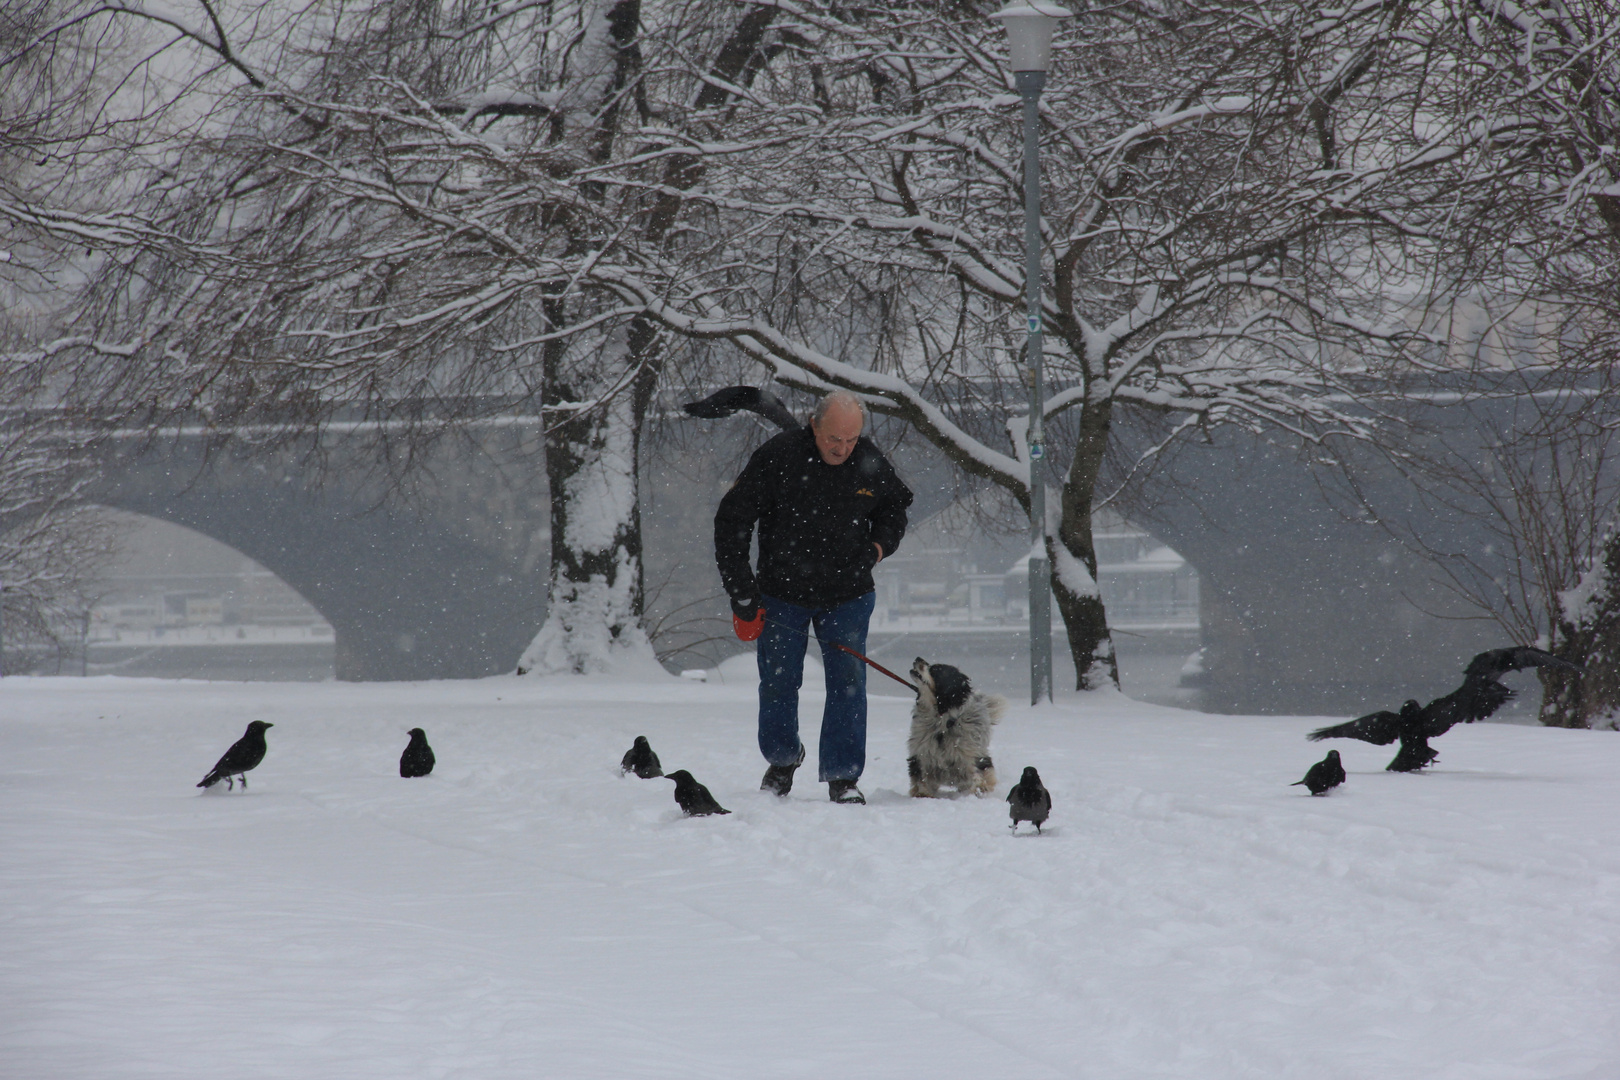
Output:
[929, 664, 972, 713]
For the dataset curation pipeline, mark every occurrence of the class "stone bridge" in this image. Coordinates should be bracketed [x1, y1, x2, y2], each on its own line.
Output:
[83, 392, 1533, 714]
[1121, 420, 1503, 715]
[89, 426, 550, 681]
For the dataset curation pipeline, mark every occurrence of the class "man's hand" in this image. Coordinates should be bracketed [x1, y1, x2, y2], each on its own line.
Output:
[873, 542, 884, 563]
[733, 607, 765, 641]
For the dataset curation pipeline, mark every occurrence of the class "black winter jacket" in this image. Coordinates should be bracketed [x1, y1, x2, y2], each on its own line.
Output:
[715, 427, 913, 612]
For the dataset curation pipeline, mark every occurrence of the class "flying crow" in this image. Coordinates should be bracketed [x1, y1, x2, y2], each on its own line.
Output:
[400, 728, 435, 777]
[666, 770, 730, 816]
[620, 735, 663, 778]
[1007, 766, 1052, 833]
[682, 386, 799, 432]
[197, 721, 273, 790]
[1291, 749, 1345, 795]
[1308, 647, 1581, 771]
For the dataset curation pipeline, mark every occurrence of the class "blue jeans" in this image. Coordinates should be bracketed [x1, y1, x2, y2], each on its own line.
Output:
[757, 592, 876, 782]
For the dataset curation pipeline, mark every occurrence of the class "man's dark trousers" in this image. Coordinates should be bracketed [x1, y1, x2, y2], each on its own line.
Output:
[757, 591, 876, 782]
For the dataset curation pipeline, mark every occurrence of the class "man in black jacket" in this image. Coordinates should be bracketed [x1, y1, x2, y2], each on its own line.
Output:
[715, 391, 913, 804]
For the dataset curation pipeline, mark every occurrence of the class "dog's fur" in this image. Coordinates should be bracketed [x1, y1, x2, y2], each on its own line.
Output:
[907, 658, 1005, 797]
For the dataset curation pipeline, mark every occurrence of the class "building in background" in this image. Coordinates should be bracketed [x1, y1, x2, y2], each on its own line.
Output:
[874, 506, 1198, 640]
[85, 514, 334, 680]
[866, 501, 1201, 705]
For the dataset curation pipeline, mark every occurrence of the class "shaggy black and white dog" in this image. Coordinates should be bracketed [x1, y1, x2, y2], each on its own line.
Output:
[907, 658, 1005, 797]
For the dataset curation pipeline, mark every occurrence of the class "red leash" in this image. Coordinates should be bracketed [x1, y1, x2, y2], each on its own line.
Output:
[761, 616, 918, 694]
[829, 641, 919, 694]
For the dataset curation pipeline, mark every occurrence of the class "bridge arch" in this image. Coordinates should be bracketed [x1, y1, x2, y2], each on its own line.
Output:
[90, 440, 547, 681]
[1121, 422, 1500, 714]
[87, 512, 335, 679]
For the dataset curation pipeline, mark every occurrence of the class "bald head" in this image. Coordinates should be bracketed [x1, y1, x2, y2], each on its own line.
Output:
[810, 393, 864, 465]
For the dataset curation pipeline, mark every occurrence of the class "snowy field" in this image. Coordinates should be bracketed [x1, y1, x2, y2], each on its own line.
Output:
[3, 669, 1618, 1079]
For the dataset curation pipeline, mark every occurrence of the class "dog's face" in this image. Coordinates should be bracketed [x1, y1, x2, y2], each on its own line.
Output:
[911, 657, 973, 715]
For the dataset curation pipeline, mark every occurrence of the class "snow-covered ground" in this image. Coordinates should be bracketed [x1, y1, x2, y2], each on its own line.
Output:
[3, 671, 1617, 1079]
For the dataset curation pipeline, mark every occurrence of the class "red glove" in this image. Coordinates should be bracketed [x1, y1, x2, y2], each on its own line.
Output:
[733, 608, 765, 641]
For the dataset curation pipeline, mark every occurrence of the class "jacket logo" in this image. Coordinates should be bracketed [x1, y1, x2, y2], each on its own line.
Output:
[856, 488, 875, 496]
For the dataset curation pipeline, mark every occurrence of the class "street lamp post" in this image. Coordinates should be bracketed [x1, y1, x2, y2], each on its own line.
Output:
[992, 2, 1068, 706]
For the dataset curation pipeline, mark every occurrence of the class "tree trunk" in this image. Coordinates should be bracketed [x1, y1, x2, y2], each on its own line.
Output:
[519, 0, 767, 675]
[518, 0, 657, 675]
[1053, 397, 1119, 690]
[518, 330, 654, 675]
[1541, 527, 1620, 729]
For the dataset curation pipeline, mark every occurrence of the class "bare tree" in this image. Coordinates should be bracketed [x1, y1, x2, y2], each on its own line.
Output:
[7, 0, 787, 674]
[575, 0, 1565, 687]
[1452, 0, 1620, 267]
[1377, 365, 1620, 728]
[0, 1, 151, 672]
[16, 0, 1612, 691]
[1342, 0, 1620, 723]
[0, 376, 121, 673]
[1370, 365, 1620, 630]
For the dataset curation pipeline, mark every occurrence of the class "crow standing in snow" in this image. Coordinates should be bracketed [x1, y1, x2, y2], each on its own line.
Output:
[1308, 647, 1582, 771]
[1291, 749, 1345, 795]
[400, 728, 435, 777]
[197, 721, 273, 790]
[620, 735, 663, 778]
[1007, 766, 1052, 833]
[666, 770, 730, 816]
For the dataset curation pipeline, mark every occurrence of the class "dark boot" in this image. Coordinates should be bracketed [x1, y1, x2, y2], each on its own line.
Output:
[828, 779, 865, 805]
[760, 744, 806, 797]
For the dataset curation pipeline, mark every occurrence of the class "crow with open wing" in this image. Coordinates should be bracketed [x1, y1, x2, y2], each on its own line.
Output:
[1307, 647, 1582, 772]
[682, 386, 799, 433]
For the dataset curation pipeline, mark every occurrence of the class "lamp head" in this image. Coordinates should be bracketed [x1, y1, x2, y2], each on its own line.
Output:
[991, 3, 1072, 74]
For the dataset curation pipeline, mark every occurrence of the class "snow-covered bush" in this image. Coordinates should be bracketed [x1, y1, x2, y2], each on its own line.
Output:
[0, 404, 119, 674]
[1544, 528, 1620, 729]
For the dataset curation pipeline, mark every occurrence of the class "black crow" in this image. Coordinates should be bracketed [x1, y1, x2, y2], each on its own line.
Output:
[400, 728, 435, 777]
[1309, 646, 1582, 771]
[666, 770, 730, 816]
[620, 735, 663, 778]
[197, 721, 273, 790]
[682, 386, 799, 432]
[1291, 749, 1345, 795]
[1007, 766, 1051, 833]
